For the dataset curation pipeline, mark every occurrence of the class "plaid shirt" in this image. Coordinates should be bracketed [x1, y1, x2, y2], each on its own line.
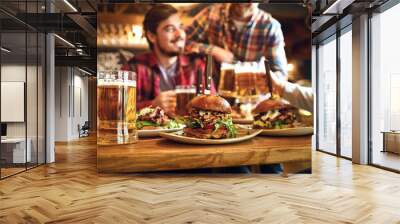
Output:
[121, 52, 215, 110]
[185, 4, 288, 76]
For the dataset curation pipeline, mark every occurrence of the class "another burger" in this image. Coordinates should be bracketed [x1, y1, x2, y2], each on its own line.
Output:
[252, 99, 299, 129]
[184, 95, 236, 139]
[137, 106, 179, 130]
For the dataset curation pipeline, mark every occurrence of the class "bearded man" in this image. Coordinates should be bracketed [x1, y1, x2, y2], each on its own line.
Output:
[122, 4, 214, 114]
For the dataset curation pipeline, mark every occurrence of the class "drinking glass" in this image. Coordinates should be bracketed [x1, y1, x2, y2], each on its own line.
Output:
[97, 70, 138, 145]
[255, 61, 269, 95]
[218, 62, 236, 97]
[175, 85, 196, 116]
[235, 62, 259, 102]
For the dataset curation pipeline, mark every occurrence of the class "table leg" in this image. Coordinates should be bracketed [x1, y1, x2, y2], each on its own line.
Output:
[281, 161, 311, 177]
[250, 165, 261, 173]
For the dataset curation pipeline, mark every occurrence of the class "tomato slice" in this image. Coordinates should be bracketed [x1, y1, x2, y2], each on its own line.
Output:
[205, 124, 214, 129]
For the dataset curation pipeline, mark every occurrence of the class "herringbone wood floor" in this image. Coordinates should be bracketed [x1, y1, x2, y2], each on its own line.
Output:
[1, 136, 400, 224]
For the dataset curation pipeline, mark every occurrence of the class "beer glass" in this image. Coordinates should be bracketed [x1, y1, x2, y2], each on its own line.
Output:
[255, 61, 268, 95]
[175, 85, 196, 116]
[235, 62, 259, 102]
[97, 70, 138, 145]
[218, 62, 236, 97]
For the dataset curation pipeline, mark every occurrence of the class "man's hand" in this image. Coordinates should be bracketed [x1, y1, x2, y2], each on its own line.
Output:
[268, 70, 286, 96]
[152, 90, 176, 116]
[210, 46, 235, 63]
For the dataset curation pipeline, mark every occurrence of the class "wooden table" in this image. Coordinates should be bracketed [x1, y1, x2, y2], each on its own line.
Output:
[97, 136, 311, 175]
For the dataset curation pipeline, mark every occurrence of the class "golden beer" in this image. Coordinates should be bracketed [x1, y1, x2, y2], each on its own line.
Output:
[218, 63, 236, 97]
[176, 85, 196, 116]
[235, 72, 258, 97]
[255, 72, 268, 94]
[97, 71, 137, 145]
[235, 63, 260, 102]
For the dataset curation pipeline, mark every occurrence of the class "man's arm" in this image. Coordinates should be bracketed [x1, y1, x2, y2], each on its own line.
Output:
[184, 6, 212, 54]
[269, 71, 313, 112]
[281, 83, 314, 112]
[185, 6, 234, 63]
[264, 21, 288, 79]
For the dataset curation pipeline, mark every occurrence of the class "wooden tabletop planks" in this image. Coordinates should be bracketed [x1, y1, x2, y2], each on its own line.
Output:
[97, 136, 311, 173]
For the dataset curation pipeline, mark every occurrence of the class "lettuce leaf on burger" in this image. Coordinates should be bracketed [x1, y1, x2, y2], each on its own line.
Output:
[137, 106, 181, 130]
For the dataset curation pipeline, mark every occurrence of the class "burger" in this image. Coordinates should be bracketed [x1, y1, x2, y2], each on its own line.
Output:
[184, 95, 236, 139]
[137, 106, 179, 130]
[252, 99, 299, 129]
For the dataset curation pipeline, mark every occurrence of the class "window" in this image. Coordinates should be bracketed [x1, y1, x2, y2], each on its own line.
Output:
[0, 0, 46, 179]
[370, 3, 400, 171]
[317, 36, 337, 155]
[339, 28, 352, 158]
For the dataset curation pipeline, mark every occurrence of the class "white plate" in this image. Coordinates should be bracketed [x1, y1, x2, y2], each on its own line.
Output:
[159, 128, 262, 145]
[138, 127, 184, 137]
[258, 127, 313, 136]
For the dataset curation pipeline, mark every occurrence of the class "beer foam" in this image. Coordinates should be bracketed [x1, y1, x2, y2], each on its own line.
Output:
[234, 61, 263, 75]
[234, 62, 255, 74]
[98, 79, 136, 87]
[221, 62, 235, 70]
[175, 88, 196, 94]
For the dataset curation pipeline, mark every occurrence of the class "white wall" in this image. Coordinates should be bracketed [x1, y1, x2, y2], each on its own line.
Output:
[1, 63, 46, 164]
[72, 73, 89, 138]
[1, 64, 28, 138]
[55, 66, 70, 141]
[54, 67, 89, 141]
